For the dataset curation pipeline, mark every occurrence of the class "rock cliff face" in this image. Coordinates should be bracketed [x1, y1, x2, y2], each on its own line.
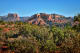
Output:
[27, 13, 69, 25]
[27, 13, 47, 25]
[7, 13, 20, 21]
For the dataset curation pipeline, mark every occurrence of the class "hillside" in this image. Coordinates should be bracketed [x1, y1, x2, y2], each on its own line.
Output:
[0, 14, 80, 53]
[27, 13, 73, 26]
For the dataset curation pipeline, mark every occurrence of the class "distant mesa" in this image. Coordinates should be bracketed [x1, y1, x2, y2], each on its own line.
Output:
[7, 13, 20, 21]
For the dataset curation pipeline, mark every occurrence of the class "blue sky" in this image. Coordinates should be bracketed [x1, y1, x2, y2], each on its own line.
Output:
[0, 0, 80, 17]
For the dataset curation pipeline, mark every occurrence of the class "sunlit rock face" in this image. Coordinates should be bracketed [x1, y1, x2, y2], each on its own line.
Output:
[27, 13, 65, 25]
[7, 13, 20, 21]
[26, 13, 73, 27]
[27, 13, 47, 25]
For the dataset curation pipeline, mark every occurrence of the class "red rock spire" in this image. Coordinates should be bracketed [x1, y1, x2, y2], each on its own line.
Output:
[48, 15, 52, 21]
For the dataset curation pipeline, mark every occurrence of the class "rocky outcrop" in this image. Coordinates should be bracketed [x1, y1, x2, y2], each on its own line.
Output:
[27, 13, 70, 26]
[27, 13, 47, 25]
[7, 13, 20, 21]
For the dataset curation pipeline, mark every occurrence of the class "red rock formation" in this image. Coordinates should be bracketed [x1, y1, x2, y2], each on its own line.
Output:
[48, 15, 52, 21]
[28, 13, 46, 25]
[27, 13, 72, 26]
[8, 13, 20, 21]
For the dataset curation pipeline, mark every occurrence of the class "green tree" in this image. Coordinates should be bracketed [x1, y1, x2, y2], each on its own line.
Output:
[52, 27, 64, 46]
[73, 14, 80, 31]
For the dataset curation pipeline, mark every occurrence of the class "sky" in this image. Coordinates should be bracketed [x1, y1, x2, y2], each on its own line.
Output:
[0, 0, 80, 17]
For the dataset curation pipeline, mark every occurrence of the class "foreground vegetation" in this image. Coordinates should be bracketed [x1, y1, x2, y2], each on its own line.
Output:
[0, 14, 80, 53]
